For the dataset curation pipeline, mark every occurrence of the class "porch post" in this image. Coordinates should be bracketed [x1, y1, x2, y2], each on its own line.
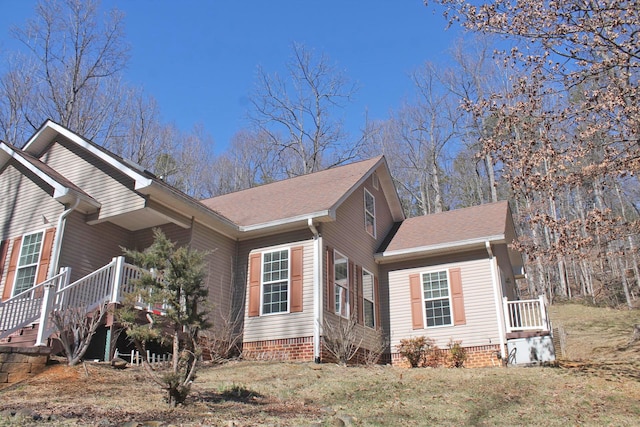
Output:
[111, 256, 125, 303]
[35, 270, 65, 346]
[503, 297, 512, 334]
[539, 294, 549, 331]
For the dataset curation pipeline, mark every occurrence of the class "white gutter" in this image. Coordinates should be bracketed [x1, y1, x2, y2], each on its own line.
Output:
[48, 198, 80, 279]
[308, 218, 322, 363]
[239, 210, 333, 233]
[486, 241, 507, 359]
[376, 234, 505, 263]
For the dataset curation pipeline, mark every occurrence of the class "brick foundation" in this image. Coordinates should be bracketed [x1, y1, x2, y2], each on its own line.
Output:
[242, 336, 315, 361]
[0, 346, 51, 385]
[391, 344, 503, 368]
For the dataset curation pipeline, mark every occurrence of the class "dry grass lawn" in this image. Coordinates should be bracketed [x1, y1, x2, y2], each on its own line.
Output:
[0, 303, 639, 426]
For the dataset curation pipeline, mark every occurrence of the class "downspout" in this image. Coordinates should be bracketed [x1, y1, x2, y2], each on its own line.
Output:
[308, 218, 322, 363]
[48, 197, 80, 279]
[486, 241, 507, 359]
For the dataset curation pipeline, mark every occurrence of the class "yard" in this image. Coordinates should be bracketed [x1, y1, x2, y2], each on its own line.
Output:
[0, 303, 639, 426]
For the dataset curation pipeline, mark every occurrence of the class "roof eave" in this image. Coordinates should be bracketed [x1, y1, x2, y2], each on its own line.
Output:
[143, 184, 240, 239]
[1, 142, 100, 213]
[24, 120, 153, 190]
[376, 234, 506, 264]
[239, 210, 333, 233]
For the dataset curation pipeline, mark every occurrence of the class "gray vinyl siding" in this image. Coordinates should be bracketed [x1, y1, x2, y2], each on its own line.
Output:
[241, 236, 316, 343]
[189, 221, 238, 331]
[321, 166, 395, 276]
[319, 169, 395, 351]
[320, 167, 394, 349]
[39, 137, 146, 220]
[58, 211, 132, 282]
[0, 162, 64, 295]
[131, 223, 192, 251]
[0, 163, 63, 238]
[387, 256, 500, 352]
[493, 243, 518, 300]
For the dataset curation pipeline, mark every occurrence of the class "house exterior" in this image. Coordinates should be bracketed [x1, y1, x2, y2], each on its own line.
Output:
[0, 120, 554, 367]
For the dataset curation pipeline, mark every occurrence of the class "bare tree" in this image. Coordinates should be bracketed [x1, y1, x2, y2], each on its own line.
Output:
[4, 0, 129, 144]
[426, 0, 640, 305]
[204, 129, 282, 196]
[249, 43, 362, 177]
[367, 63, 461, 216]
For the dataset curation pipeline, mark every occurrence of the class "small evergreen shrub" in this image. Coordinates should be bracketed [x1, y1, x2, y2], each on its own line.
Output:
[448, 340, 467, 368]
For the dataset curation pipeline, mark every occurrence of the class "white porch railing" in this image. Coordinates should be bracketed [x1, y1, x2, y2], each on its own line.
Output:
[503, 295, 550, 334]
[0, 256, 143, 345]
[0, 269, 70, 339]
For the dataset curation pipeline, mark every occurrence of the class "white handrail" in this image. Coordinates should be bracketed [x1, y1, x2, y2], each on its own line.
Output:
[503, 295, 550, 333]
[40, 257, 143, 341]
[0, 269, 69, 340]
[1, 256, 143, 345]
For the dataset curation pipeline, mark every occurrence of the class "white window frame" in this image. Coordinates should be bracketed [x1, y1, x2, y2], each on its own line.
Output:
[334, 250, 349, 318]
[12, 230, 45, 297]
[364, 189, 376, 238]
[421, 270, 453, 328]
[260, 248, 290, 316]
[362, 268, 375, 329]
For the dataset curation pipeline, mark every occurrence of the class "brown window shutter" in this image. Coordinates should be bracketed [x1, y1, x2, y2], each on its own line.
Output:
[3, 237, 22, 301]
[35, 228, 56, 285]
[0, 240, 8, 293]
[348, 260, 355, 318]
[325, 245, 334, 312]
[290, 246, 304, 313]
[374, 276, 380, 330]
[409, 273, 424, 330]
[248, 252, 261, 317]
[356, 265, 363, 324]
[449, 267, 466, 325]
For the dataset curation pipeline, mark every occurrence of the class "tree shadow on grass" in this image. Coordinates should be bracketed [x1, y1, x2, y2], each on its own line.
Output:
[195, 385, 265, 404]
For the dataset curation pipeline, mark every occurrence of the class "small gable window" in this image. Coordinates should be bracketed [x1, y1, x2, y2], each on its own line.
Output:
[262, 249, 289, 315]
[13, 231, 44, 296]
[334, 250, 349, 318]
[364, 189, 376, 238]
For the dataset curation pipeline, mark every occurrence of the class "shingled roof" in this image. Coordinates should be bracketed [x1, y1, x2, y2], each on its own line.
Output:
[377, 201, 514, 262]
[201, 155, 403, 230]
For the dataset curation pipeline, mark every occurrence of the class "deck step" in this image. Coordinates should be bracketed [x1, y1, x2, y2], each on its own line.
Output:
[0, 324, 39, 347]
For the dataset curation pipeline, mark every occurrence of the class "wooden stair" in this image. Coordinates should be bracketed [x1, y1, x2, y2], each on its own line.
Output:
[0, 324, 39, 347]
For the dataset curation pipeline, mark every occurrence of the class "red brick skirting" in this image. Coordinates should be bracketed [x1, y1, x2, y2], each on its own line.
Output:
[391, 344, 503, 368]
[242, 336, 315, 362]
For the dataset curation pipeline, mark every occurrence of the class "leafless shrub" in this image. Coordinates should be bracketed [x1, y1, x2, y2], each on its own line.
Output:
[323, 313, 362, 366]
[200, 308, 243, 363]
[50, 302, 109, 366]
[362, 328, 389, 366]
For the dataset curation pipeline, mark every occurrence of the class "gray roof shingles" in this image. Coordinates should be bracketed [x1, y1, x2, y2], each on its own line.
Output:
[382, 201, 510, 253]
[200, 156, 383, 227]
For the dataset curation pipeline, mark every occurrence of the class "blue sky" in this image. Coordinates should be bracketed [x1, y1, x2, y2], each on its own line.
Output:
[0, 1, 463, 152]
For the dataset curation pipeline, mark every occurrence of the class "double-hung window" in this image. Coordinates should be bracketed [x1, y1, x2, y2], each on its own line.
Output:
[364, 189, 376, 237]
[362, 269, 375, 328]
[334, 251, 349, 317]
[13, 231, 44, 296]
[422, 270, 452, 327]
[262, 249, 289, 315]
